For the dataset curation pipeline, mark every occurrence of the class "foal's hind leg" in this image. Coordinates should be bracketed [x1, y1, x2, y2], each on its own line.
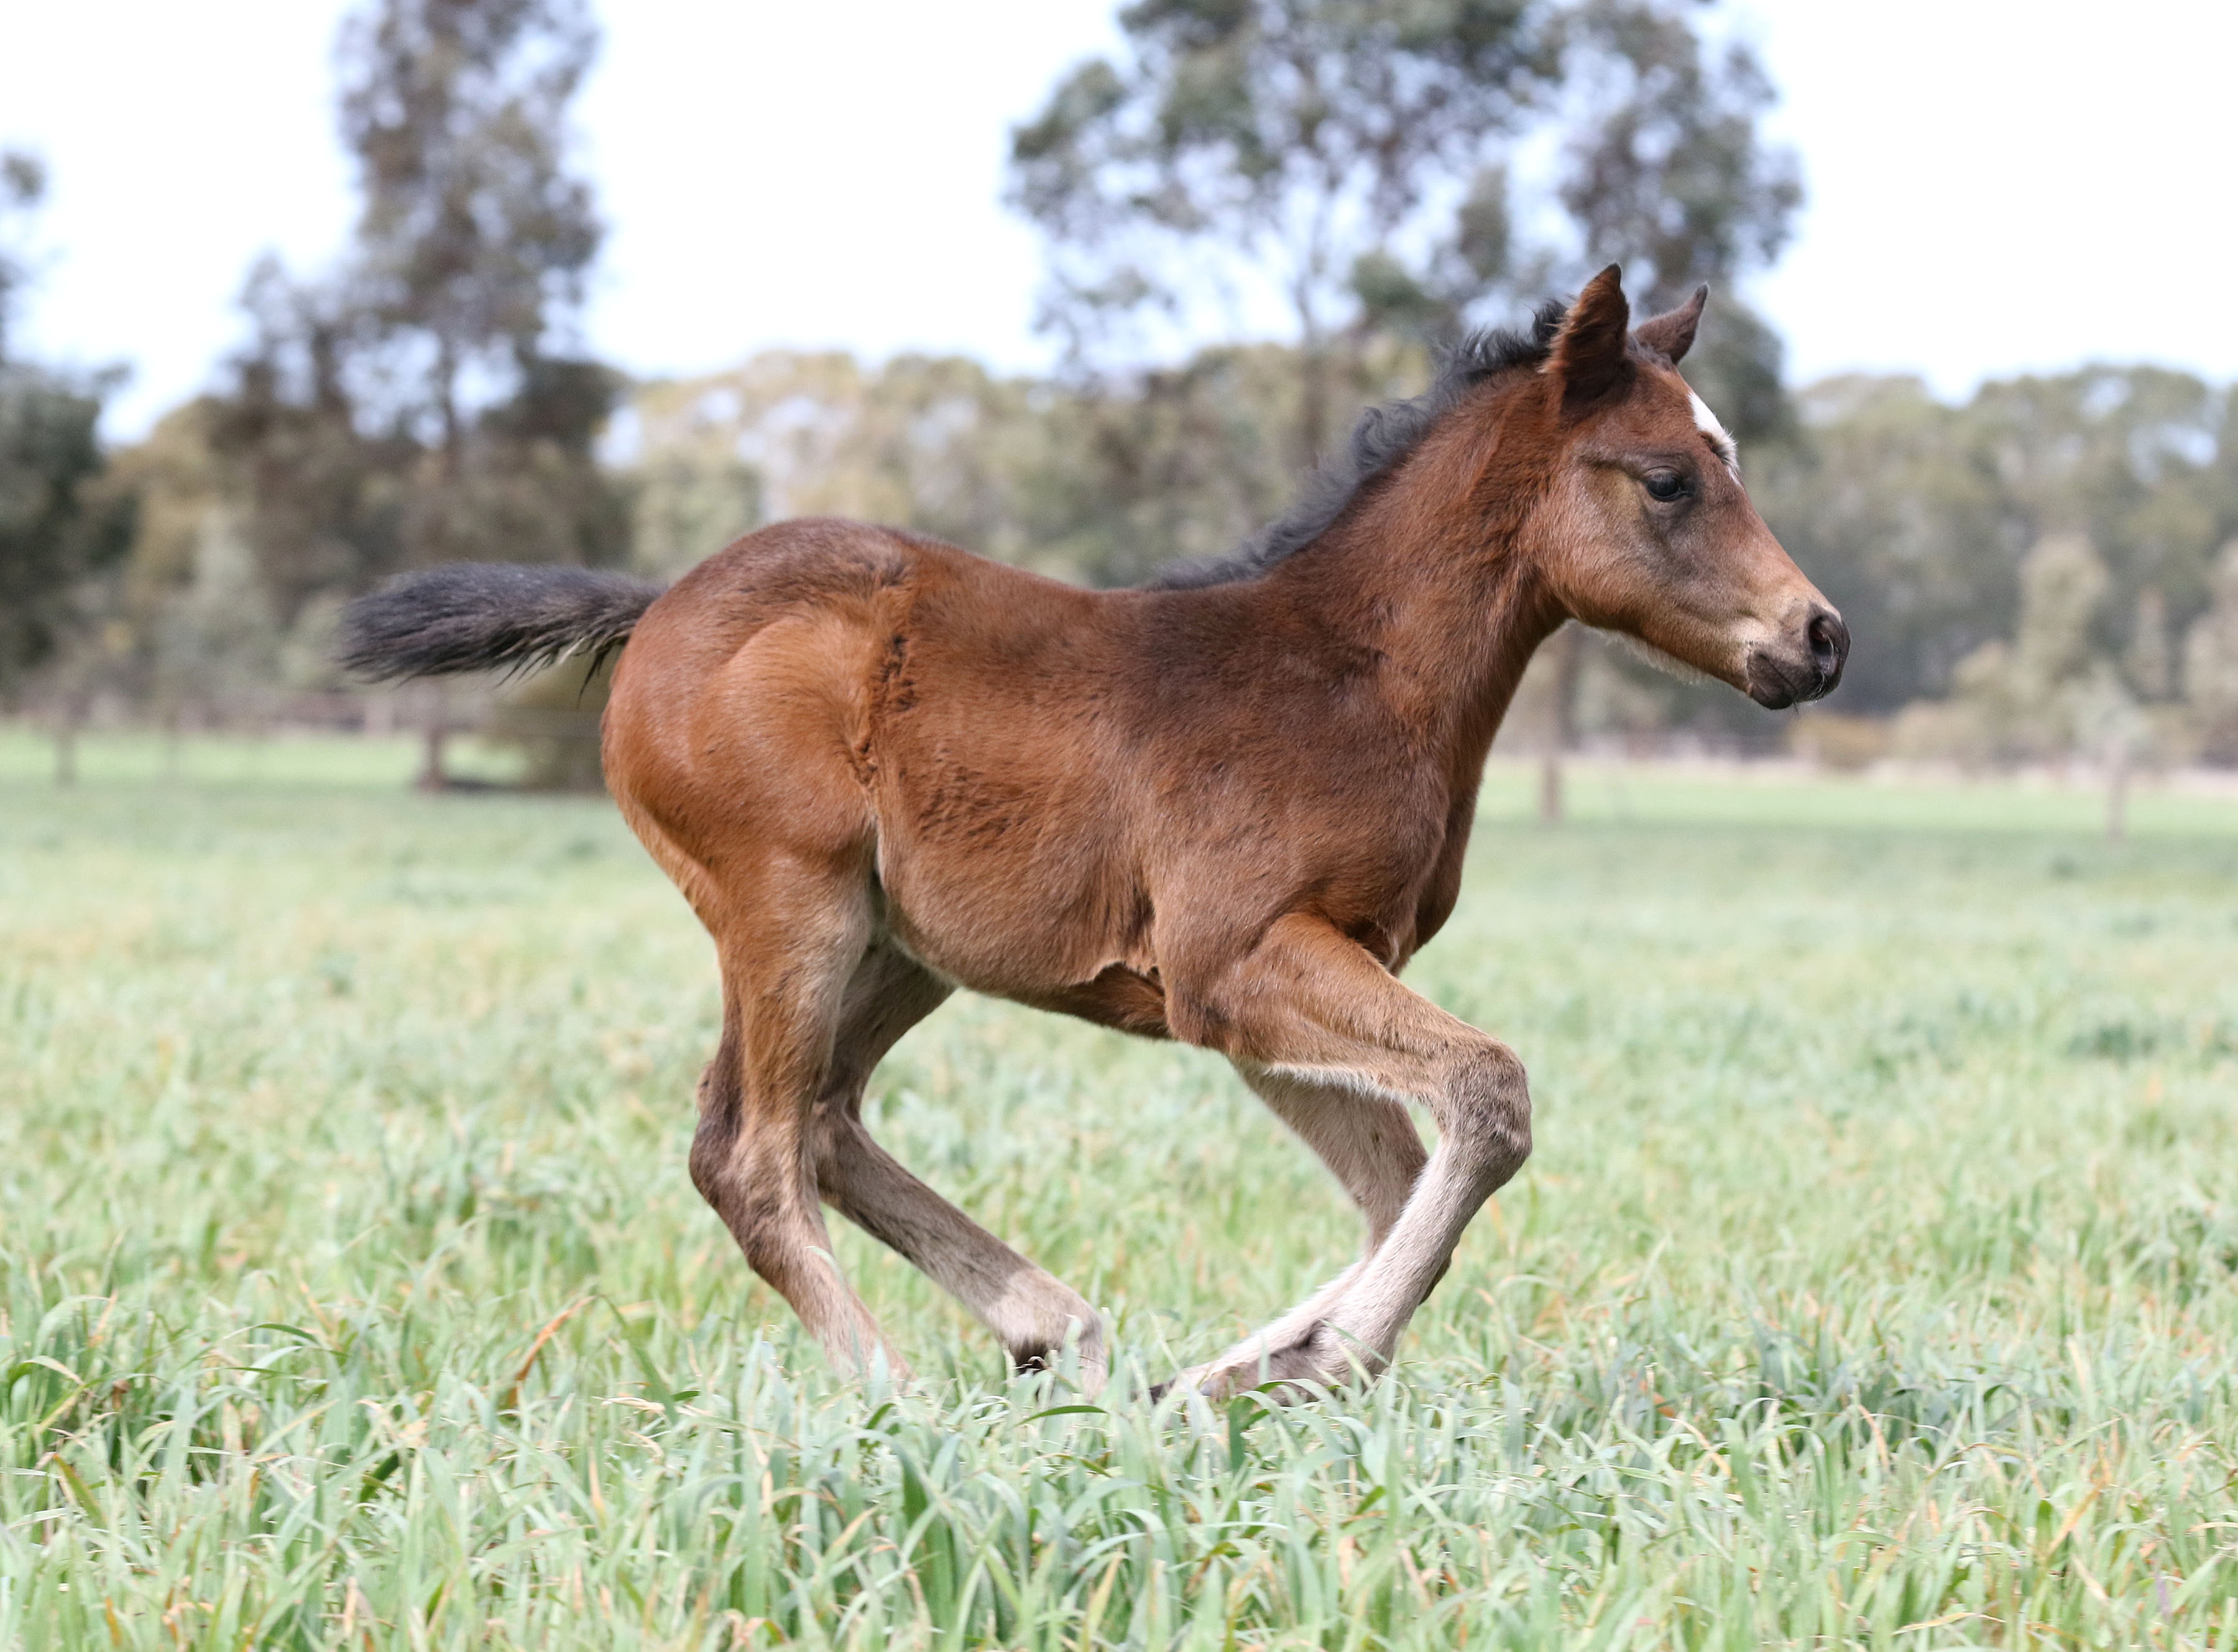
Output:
[811, 948, 1107, 1390]
[1167, 912, 1531, 1398]
[691, 879, 909, 1381]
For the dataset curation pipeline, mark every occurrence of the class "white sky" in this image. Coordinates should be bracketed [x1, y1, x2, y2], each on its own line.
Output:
[4, 0, 2234, 438]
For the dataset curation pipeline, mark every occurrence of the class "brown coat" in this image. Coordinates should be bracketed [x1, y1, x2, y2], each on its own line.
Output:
[343, 268, 1847, 1397]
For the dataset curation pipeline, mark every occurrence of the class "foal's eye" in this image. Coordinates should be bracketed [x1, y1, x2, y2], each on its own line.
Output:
[1642, 469, 1688, 502]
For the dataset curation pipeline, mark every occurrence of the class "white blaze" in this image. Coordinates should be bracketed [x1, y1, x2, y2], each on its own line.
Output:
[1689, 389, 1739, 474]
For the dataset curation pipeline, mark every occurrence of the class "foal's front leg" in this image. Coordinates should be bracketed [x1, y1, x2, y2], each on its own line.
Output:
[1168, 913, 1531, 1398]
[1156, 1068, 1424, 1389]
[1242, 1068, 1427, 1253]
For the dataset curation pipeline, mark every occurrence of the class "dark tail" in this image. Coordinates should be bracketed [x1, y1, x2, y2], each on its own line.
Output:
[336, 563, 667, 681]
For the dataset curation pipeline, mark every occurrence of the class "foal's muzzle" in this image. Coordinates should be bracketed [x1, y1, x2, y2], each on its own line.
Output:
[1746, 604, 1849, 709]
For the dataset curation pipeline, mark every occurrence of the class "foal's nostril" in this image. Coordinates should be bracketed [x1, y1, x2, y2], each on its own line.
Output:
[1805, 608, 1849, 689]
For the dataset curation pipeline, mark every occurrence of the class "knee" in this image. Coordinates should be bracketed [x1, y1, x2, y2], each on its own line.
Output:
[688, 1112, 806, 1246]
[1448, 1043, 1532, 1180]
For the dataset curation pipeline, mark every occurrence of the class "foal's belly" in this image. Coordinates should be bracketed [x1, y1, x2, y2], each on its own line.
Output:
[870, 796, 1153, 1004]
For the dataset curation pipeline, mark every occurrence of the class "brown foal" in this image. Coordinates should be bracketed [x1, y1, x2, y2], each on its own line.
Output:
[341, 267, 1846, 1398]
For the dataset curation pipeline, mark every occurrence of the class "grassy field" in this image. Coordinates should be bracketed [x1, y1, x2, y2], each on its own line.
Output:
[3, 731, 2236, 1649]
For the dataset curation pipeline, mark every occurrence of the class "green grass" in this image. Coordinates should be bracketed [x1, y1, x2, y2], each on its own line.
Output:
[3, 734, 2236, 1649]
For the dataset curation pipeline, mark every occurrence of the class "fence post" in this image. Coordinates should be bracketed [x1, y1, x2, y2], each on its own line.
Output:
[2105, 738, 2129, 844]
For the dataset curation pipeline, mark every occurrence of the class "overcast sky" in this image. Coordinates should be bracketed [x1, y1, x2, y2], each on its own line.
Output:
[4, 0, 2234, 438]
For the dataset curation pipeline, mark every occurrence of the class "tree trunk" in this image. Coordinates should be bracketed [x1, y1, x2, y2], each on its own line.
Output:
[436, 334, 464, 481]
[1538, 624, 1583, 826]
[418, 687, 448, 792]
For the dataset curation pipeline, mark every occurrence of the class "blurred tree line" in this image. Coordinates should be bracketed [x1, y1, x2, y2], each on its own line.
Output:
[7, 0, 2238, 783]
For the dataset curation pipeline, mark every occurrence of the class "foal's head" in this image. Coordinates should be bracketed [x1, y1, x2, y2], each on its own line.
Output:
[1521, 266, 1846, 708]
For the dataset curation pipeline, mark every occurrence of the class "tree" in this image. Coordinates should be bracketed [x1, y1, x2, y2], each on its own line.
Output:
[206, 259, 412, 626]
[203, 0, 625, 673]
[1010, 0, 1798, 468]
[624, 339, 1375, 591]
[1550, 0, 1799, 440]
[1514, 0, 1803, 793]
[1887, 533, 2173, 834]
[0, 366, 129, 694]
[1010, 0, 1555, 466]
[339, 0, 602, 467]
[0, 151, 134, 777]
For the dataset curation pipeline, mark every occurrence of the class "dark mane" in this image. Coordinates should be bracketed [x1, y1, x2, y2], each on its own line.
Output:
[1144, 298, 1568, 591]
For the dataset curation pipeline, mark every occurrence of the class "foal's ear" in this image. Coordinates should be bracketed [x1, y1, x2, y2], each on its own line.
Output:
[1548, 264, 1632, 417]
[1635, 284, 1709, 363]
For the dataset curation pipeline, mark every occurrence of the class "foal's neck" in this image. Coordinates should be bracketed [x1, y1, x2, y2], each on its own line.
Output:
[1265, 399, 1564, 778]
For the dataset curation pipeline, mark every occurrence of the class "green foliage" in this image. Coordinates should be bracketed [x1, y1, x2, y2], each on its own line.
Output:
[0, 366, 130, 698]
[1011, 0, 1548, 346]
[206, 264, 415, 625]
[1009, 0, 1798, 466]
[0, 151, 134, 704]
[627, 336, 1443, 590]
[1890, 535, 2166, 768]
[339, 0, 603, 454]
[4, 744, 2237, 1643]
[628, 344, 1315, 589]
[1554, 0, 1801, 308]
[30, 0, 634, 730]
[191, 0, 627, 650]
[1022, 339, 1338, 584]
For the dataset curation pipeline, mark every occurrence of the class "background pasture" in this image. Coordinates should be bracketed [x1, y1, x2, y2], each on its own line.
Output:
[3, 737, 2235, 1647]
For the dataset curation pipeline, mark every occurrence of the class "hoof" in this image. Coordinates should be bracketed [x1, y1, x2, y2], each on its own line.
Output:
[1011, 1336, 1108, 1398]
[1158, 1323, 1378, 1403]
